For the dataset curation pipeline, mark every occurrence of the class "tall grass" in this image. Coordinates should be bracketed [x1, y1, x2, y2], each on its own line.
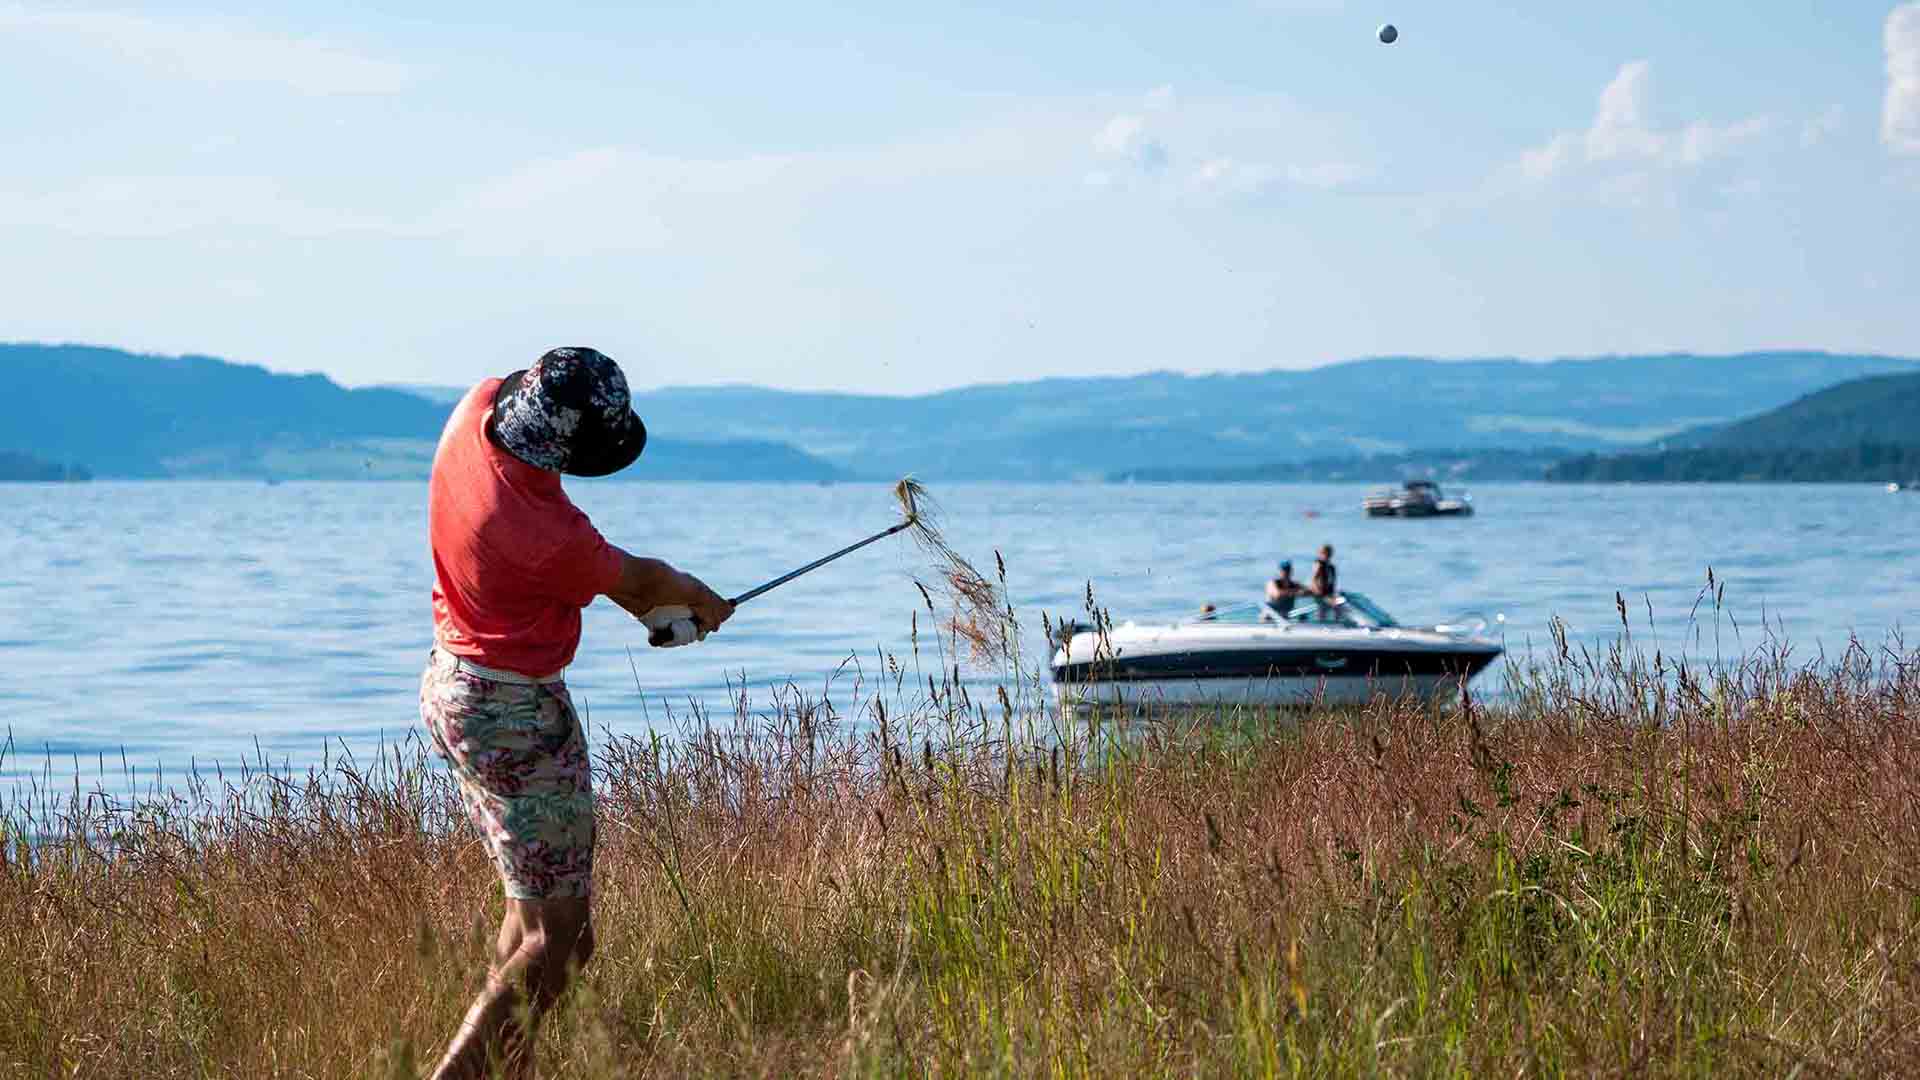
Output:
[3, 622, 1917, 1076]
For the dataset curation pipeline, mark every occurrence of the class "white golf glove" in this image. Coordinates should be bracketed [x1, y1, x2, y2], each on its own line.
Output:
[641, 605, 706, 647]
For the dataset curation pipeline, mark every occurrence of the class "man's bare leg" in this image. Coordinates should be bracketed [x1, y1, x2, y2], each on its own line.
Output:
[431, 897, 594, 1080]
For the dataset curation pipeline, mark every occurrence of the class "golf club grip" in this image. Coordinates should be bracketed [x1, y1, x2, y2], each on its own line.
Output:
[647, 589, 751, 647]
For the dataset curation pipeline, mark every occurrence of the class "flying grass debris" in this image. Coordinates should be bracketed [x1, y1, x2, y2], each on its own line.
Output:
[893, 477, 1010, 664]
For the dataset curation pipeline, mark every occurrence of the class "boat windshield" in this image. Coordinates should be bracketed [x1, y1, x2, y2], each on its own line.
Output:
[1185, 593, 1402, 629]
[1337, 593, 1399, 627]
[1274, 592, 1399, 629]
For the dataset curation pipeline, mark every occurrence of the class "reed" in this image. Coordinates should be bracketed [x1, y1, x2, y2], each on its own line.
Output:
[3, 621, 1917, 1077]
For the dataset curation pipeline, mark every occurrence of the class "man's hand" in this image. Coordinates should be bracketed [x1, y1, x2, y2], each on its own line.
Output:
[606, 556, 736, 637]
[683, 576, 734, 634]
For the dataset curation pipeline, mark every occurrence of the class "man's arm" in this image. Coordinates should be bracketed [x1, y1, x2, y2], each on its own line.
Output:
[604, 555, 735, 633]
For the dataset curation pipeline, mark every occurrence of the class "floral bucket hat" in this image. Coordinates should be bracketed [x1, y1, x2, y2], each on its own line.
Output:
[491, 347, 647, 477]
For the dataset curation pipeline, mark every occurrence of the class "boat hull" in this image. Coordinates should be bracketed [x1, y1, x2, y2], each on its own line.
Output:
[1366, 501, 1473, 518]
[1055, 671, 1472, 709]
[1052, 640, 1502, 710]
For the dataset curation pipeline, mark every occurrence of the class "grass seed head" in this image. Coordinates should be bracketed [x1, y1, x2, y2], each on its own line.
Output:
[893, 476, 927, 525]
[889, 476, 1012, 665]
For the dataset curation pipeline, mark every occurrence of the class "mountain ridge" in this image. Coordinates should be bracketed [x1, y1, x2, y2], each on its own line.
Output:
[1544, 370, 1920, 483]
[9, 343, 1916, 481]
[2, 343, 850, 481]
[1666, 372, 1920, 451]
[390, 351, 1918, 479]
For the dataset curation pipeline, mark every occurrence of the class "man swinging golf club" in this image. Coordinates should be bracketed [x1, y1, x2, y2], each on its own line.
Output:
[419, 346, 732, 1078]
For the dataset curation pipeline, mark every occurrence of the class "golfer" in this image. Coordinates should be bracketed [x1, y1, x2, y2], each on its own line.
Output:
[419, 347, 732, 1078]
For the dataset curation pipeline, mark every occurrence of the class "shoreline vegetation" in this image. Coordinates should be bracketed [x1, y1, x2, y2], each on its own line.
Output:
[1544, 443, 1920, 484]
[4, 623, 1917, 1076]
[1114, 443, 1920, 485]
[0, 451, 90, 483]
[1107, 448, 1569, 484]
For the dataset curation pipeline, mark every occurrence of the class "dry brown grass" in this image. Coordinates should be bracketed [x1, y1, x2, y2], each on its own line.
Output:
[3, 631, 1918, 1077]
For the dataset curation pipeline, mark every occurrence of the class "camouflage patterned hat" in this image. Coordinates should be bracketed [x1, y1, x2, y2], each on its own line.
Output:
[491, 347, 647, 477]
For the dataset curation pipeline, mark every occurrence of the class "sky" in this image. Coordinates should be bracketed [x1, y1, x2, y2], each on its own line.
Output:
[2, 1, 1918, 394]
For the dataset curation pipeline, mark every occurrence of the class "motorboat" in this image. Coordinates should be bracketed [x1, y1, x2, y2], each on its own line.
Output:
[1363, 479, 1473, 517]
[1051, 592, 1503, 710]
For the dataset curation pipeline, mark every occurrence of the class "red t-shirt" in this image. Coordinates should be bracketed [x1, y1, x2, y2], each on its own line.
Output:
[428, 379, 627, 676]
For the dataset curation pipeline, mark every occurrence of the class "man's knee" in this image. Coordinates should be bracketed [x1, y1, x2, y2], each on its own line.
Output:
[546, 905, 592, 972]
[514, 899, 591, 970]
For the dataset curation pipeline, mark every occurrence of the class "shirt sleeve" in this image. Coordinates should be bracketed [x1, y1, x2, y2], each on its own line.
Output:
[541, 510, 628, 608]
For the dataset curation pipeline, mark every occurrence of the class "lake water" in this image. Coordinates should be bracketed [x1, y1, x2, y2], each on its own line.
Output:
[3, 481, 1915, 791]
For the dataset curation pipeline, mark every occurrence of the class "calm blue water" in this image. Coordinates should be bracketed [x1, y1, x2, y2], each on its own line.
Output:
[2, 481, 1915, 789]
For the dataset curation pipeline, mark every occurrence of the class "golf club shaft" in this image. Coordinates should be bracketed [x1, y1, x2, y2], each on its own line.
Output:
[729, 519, 913, 606]
[648, 518, 914, 645]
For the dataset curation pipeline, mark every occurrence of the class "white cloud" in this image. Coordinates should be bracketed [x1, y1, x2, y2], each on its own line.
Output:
[1191, 156, 1279, 194]
[1284, 161, 1372, 190]
[1513, 61, 1779, 203]
[1801, 104, 1846, 148]
[0, 175, 379, 237]
[1089, 87, 1372, 197]
[1190, 156, 1370, 196]
[1584, 61, 1667, 163]
[425, 116, 1098, 256]
[1092, 113, 1171, 173]
[0, 8, 414, 94]
[1887, 3, 1920, 154]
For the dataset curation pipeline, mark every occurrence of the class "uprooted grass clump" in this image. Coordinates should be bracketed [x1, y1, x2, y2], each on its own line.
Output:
[893, 476, 1009, 665]
[3, 636, 1919, 1077]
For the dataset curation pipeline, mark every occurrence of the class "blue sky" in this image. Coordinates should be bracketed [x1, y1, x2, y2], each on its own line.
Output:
[3, 1, 1917, 393]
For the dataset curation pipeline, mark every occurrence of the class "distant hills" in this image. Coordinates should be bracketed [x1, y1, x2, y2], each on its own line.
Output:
[1546, 372, 1920, 483]
[1668, 372, 1920, 451]
[400, 351, 1916, 481]
[9, 344, 445, 478]
[1547, 444, 1920, 483]
[0, 344, 850, 482]
[5, 344, 1916, 482]
[1110, 448, 1568, 484]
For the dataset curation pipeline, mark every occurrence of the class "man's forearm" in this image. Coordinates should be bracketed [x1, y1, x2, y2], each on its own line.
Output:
[607, 555, 693, 610]
[604, 553, 735, 636]
[604, 591, 654, 622]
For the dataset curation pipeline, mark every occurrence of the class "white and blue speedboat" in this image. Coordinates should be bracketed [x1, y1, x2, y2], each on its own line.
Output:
[1051, 593, 1502, 710]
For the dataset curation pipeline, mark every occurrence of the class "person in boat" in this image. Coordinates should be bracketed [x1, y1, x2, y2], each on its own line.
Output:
[419, 347, 734, 1079]
[1310, 544, 1338, 600]
[1265, 560, 1306, 607]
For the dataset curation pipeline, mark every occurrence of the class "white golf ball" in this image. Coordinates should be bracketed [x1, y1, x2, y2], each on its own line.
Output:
[1378, 23, 1399, 44]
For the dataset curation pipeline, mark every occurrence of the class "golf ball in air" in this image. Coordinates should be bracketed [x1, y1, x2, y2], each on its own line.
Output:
[1378, 23, 1398, 44]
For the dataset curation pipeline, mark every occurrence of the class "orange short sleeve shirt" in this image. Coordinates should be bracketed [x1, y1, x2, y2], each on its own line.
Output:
[428, 379, 626, 676]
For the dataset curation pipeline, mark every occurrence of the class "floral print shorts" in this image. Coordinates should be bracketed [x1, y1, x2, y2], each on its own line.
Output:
[420, 650, 595, 899]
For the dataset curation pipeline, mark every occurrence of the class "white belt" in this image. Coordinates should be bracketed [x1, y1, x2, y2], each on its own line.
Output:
[441, 651, 565, 686]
